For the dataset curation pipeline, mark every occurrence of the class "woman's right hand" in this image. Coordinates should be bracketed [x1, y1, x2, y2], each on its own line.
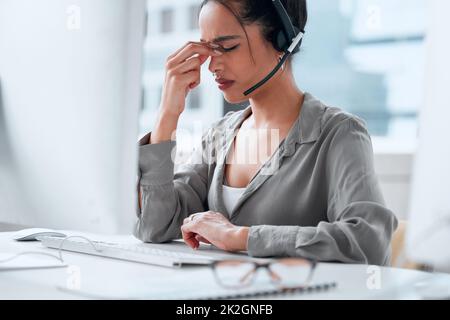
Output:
[160, 41, 222, 118]
[150, 42, 222, 144]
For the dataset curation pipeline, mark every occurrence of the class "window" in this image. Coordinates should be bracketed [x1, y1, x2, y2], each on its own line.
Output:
[187, 87, 201, 110]
[294, 0, 425, 139]
[160, 8, 174, 34]
[188, 4, 200, 30]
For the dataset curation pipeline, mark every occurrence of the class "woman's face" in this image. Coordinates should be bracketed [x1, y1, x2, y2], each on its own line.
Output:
[199, 1, 280, 104]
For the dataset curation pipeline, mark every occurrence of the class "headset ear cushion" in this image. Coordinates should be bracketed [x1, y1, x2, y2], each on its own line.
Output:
[275, 26, 303, 53]
[275, 30, 288, 53]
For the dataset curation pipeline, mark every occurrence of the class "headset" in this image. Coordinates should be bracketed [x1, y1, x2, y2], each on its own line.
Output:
[243, 0, 305, 96]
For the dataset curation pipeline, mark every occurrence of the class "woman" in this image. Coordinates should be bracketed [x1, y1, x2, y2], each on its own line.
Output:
[135, 0, 398, 265]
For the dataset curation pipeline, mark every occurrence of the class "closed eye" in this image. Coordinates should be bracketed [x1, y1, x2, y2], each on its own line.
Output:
[222, 44, 240, 52]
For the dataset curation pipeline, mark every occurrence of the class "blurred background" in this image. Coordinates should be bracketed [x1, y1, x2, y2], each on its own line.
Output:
[1, 0, 448, 270]
[141, 0, 426, 220]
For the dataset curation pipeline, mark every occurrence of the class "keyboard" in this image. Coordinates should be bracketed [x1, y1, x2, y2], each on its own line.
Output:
[38, 236, 218, 268]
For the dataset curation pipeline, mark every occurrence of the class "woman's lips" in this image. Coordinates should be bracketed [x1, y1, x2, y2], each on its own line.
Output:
[215, 79, 235, 91]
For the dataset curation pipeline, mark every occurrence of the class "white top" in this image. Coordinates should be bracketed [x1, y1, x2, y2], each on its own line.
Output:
[222, 184, 246, 217]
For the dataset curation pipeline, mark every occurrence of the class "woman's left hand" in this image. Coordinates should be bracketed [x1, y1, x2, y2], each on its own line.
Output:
[181, 211, 249, 252]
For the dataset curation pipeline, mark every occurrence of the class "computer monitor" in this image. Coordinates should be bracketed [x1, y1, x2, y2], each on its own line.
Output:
[0, 0, 146, 234]
[406, 0, 450, 272]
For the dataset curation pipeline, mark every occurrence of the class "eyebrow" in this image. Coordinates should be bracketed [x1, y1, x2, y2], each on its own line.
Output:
[200, 35, 242, 43]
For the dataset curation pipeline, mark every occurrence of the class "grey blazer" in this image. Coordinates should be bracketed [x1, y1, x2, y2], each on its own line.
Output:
[135, 92, 398, 265]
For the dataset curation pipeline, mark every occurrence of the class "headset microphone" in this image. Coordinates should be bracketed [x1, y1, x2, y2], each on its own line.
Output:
[243, 31, 304, 96]
[243, 0, 305, 96]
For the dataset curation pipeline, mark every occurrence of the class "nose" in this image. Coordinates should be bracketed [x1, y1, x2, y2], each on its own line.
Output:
[208, 55, 224, 76]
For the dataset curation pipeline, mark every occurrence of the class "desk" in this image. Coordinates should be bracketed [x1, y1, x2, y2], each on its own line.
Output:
[1, 232, 449, 300]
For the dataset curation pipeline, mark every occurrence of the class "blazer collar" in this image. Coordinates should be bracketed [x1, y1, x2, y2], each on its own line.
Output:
[227, 92, 325, 147]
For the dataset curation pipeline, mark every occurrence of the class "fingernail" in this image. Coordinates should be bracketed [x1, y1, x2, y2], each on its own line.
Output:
[209, 43, 220, 48]
[213, 49, 223, 55]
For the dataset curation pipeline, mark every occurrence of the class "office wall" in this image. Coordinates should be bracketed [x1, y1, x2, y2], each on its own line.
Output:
[0, 0, 145, 231]
[375, 153, 413, 220]
[406, 0, 450, 268]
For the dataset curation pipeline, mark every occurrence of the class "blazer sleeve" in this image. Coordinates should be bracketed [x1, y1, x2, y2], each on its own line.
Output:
[134, 131, 211, 243]
[247, 117, 398, 265]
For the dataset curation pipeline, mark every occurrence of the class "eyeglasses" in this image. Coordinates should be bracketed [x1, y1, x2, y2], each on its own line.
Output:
[210, 258, 317, 290]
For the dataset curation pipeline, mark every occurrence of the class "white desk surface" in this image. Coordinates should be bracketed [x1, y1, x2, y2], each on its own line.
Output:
[1, 232, 449, 300]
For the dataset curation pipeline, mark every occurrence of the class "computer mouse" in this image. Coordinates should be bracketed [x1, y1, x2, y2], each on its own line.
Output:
[13, 228, 67, 241]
